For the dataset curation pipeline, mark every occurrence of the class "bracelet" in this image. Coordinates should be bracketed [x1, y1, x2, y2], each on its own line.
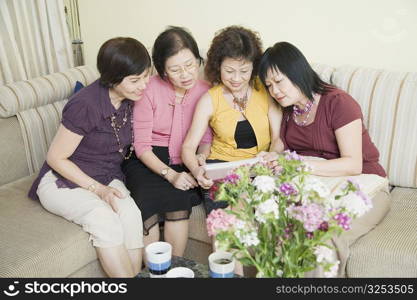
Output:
[87, 183, 97, 193]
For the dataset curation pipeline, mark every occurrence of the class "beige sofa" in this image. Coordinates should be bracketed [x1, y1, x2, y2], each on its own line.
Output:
[0, 64, 416, 278]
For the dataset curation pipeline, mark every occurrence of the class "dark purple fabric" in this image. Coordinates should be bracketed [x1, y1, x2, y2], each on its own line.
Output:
[280, 88, 386, 177]
[28, 80, 133, 200]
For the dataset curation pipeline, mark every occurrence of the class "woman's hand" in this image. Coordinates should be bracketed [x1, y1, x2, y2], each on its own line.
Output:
[196, 153, 207, 166]
[167, 170, 198, 191]
[191, 166, 213, 189]
[94, 184, 125, 213]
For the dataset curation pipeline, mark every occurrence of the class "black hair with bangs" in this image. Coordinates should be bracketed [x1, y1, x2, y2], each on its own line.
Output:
[259, 42, 333, 101]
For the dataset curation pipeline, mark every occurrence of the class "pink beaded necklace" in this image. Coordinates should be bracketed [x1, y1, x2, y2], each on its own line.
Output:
[292, 100, 314, 126]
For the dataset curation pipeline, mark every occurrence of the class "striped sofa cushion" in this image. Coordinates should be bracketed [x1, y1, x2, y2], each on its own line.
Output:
[331, 66, 417, 188]
[0, 66, 99, 118]
[0, 66, 99, 174]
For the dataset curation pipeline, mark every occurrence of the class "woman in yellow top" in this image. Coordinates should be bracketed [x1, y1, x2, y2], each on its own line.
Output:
[182, 26, 284, 212]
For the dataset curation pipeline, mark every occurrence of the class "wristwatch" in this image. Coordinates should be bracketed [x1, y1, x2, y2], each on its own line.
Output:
[160, 167, 170, 178]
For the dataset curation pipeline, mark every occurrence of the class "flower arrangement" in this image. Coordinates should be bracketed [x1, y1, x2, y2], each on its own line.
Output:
[206, 151, 372, 278]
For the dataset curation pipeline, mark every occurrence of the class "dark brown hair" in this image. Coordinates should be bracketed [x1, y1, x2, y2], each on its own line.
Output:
[204, 26, 263, 87]
[97, 37, 151, 88]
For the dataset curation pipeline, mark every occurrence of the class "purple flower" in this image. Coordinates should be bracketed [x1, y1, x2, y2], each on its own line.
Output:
[284, 150, 303, 161]
[306, 232, 314, 239]
[319, 221, 329, 232]
[334, 213, 351, 231]
[224, 173, 240, 184]
[279, 182, 297, 196]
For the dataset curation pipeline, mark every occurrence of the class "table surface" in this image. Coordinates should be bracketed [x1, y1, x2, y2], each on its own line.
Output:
[137, 256, 209, 278]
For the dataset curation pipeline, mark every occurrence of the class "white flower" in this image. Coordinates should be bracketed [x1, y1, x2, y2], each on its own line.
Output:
[234, 219, 246, 230]
[304, 176, 330, 198]
[252, 175, 276, 193]
[324, 261, 340, 278]
[333, 192, 372, 217]
[256, 271, 264, 278]
[276, 269, 283, 277]
[293, 176, 331, 205]
[314, 246, 334, 263]
[235, 229, 260, 247]
[255, 197, 279, 223]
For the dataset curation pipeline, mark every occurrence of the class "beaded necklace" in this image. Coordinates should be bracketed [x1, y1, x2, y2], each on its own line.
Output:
[292, 100, 314, 126]
[110, 103, 134, 159]
[225, 85, 249, 113]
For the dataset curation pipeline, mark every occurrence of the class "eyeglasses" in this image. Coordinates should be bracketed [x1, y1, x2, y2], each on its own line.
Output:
[166, 60, 197, 77]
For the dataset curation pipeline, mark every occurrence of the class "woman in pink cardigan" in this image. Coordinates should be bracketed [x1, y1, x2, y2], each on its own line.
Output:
[122, 27, 212, 257]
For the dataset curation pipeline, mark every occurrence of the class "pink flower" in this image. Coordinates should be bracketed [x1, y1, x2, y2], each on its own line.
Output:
[206, 209, 236, 236]
[287, 203, 325, 232]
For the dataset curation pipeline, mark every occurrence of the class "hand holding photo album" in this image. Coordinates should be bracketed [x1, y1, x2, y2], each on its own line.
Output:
[203, 157, 260, 180]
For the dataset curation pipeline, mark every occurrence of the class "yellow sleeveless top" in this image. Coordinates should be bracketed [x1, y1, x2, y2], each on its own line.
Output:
[208, 80, 271, 161]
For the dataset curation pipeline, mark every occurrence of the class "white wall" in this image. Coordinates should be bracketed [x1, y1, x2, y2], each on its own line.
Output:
[78, 0, 416, 72]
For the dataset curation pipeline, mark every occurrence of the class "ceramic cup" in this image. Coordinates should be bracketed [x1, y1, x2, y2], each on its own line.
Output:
[208, 251, 235, 278]
[145, 241, 172, 278]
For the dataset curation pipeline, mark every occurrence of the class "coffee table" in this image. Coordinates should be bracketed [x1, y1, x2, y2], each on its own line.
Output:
[137, 256, 209, 278]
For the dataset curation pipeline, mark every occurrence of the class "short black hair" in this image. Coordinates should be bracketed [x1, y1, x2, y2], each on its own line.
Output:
[259, 42, 333, 101]
[97, 37, 151, 88]
[205, 26, 263, 87]
[152, 26, 203, 80]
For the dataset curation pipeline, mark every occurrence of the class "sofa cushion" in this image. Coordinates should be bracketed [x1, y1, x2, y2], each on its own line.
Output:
[189, 204, 211, 244]
[0, 117, 29, 185]
[346, 187, 417, 277]
[0, 66, 99, 118]
[331, 66, 417, 188]
[0, 175, 98, 277]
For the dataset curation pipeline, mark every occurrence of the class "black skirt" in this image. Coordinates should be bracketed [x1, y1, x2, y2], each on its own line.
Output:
[122, 146, 202, 235]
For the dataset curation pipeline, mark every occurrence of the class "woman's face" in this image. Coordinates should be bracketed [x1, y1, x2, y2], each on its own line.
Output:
[220, 57, 253, 93]
[165, 48, 199, 91]
[264, 67, 304, 107]
[113, 68, 151, 101]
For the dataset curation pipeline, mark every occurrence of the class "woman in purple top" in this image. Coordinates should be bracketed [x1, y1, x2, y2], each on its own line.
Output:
[28, 37, 151, 277]
[122, 27, 212, 257]
[259, 42, 386, 177]
[258, 42, 390, 277]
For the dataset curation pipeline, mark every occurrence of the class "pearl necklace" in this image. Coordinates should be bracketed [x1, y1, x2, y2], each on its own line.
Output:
[110, 104, 134, 159]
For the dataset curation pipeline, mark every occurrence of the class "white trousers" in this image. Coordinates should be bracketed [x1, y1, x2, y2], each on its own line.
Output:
[37, 171, 143, 249]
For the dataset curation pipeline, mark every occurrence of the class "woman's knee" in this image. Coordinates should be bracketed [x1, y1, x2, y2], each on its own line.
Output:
[82, 206, 125, 248]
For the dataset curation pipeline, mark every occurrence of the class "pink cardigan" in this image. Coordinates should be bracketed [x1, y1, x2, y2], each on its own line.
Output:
[133, 75, 212, 164]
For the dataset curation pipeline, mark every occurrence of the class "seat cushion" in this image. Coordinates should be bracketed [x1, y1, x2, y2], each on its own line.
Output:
[0, 175, 98, 277]
[347, 187, 417, 277]
[189, 204, 211, 244]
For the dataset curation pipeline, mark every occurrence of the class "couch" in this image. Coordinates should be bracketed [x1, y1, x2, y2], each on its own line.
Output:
[0, 64, 416, 278]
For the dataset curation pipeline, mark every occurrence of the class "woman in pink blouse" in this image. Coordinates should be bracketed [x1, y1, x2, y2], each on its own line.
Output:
[122, 27, 212, 257]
